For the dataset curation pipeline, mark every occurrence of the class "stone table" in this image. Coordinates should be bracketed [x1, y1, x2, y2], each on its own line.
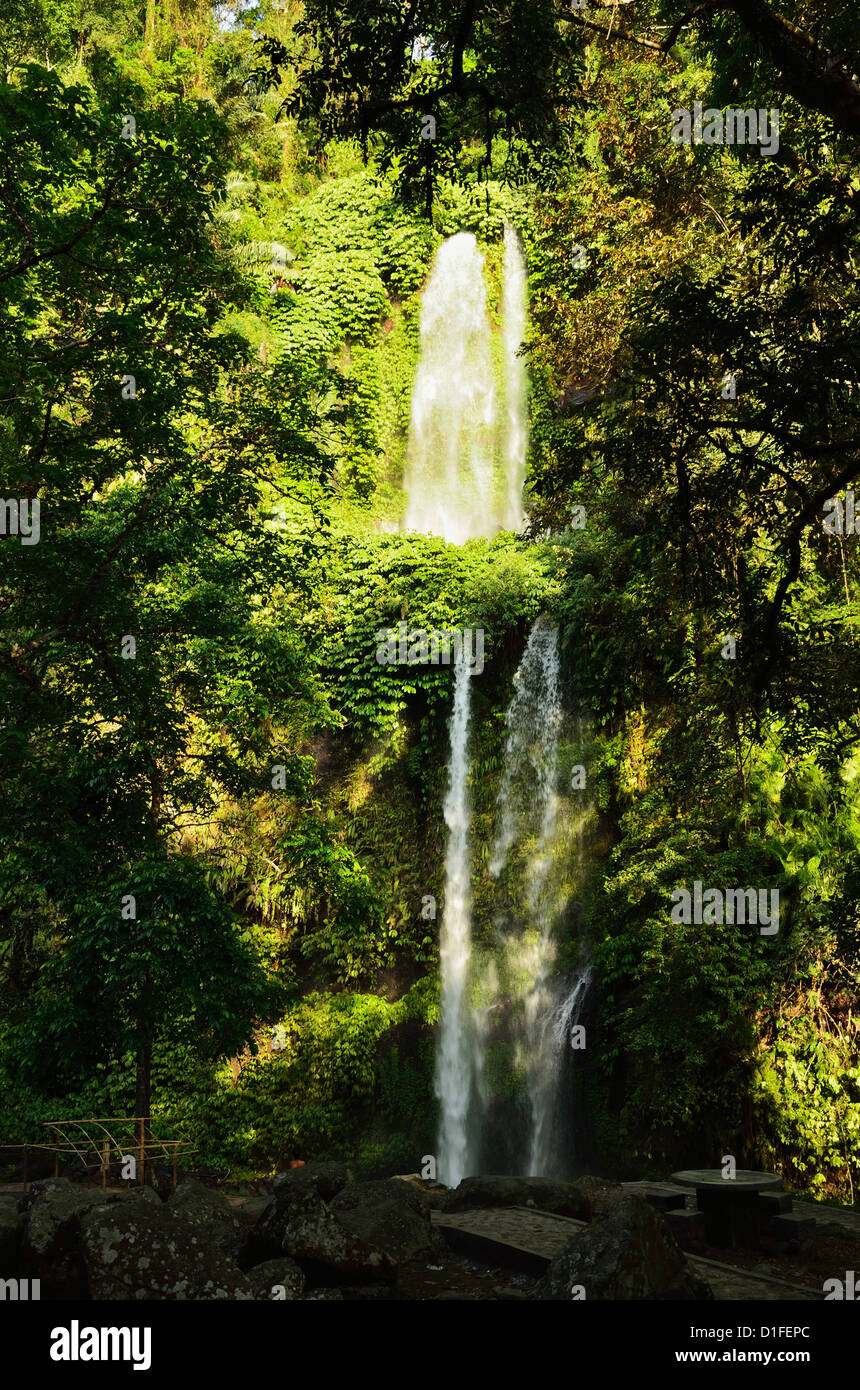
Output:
[670, 1170, 783, 1249]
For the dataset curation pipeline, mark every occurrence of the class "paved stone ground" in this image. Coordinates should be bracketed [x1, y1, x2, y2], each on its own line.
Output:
[434, 1206, 588, 1267]
[791, 1199, 860, 1237]
[432, 1206, 824, 1299]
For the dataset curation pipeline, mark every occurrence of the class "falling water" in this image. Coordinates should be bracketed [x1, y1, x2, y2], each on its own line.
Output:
[479, 618, 593, 1174]
[415, 231, 590, 1181]
[527, 964, 593, 1176]
[488, 620, 566, 1172]
[500, 223, 528, 534]
[435, 643, 476, 1186]
[403, 233, 495, 544]
[489, 617, 562, 885]
[402, 225, 528, 542]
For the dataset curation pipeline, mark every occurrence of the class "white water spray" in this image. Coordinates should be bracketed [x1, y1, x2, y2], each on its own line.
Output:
[489, 617, 562, 885]
[403, 225, 527, 542]
[403, 233, 495, 544]
[489, 620, 565, 1172]
[485, 618, 592, 1175]
[435, 644, 476, 1186]
[418, 231, 590, 1180]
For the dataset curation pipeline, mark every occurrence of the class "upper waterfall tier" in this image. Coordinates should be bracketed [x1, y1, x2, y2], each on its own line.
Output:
[402, 227, 527, 543]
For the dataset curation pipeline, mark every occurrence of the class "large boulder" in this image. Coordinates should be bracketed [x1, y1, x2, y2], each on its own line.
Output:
[81, 1201, 255, 1300]
[536, 1194, 713, 1300]
[238, 1193, 275, 1226]
[234, 1194, 277, 1267]
[167, 1179, 249, 1261]
[0, 1195, 25, 1269]
[393, 1174, 449, 1211]
[246, 1257, 305, 1300]
[258, 1183, 394, 1283]
[272, 1162, 353, 1203]
[21, 1179, 161, 1297]
[573, 1175, 625, 1218]
[329, 1179, 443, 1262]
[444, 1175, 592, 1222]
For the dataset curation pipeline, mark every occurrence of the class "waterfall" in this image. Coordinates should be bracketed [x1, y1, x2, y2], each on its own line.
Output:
[402, 225, 527, 542]
[489, 617, 562, 885]
[413, 230, 592, 1182]
[403, 233, 495, 544]
[481, 618, 592, 1176]
[435, 643, 476, 1186]
[500, 223, 528, 534]
[526, 964, 592, 1176]
[488, 619, 565, 1173]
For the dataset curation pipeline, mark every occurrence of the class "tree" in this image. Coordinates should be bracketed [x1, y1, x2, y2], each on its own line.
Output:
[0, 64, 327, 1120]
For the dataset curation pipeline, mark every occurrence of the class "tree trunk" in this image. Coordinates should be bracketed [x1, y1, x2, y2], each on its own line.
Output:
[135, 1043, 151, 1184]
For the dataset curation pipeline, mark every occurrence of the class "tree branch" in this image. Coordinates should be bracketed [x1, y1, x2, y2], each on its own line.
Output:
[725, 0, 860, 138]
[554, 10, 665, 52]
[0, 174, 123, 285]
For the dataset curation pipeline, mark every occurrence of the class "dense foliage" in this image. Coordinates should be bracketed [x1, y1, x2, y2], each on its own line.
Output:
[0, 0, 857, 1200]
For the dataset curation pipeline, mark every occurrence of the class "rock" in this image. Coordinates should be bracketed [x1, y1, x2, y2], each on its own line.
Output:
[444, 1175, 592, 1222]
[238, 1193, 275, 1226]
[536, 1194, 713, 1300]
[236, 1194, 277, 1266]
[107, 1187, 164, 1217]
[393, 1174, 450, 1210]
[81, 1202, 255, 1300]
[0, 1197, 25, 1268]
[22, 1179, 159, 1298]
[167, 1178, 248, 1259]
[260, 1184, 394, 1283]
[335, 1284, 400, 1300]
[329, 1180, 443, 1262]
[246, 1257, 305, 1300]
[272, 1162, 353, 1203]
[573, 1176, 625, 1218]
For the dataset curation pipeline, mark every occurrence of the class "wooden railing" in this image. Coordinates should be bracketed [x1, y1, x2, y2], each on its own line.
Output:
[0, 1117, 195, 1192]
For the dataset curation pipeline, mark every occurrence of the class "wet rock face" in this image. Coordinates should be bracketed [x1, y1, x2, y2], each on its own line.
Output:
[444, 1175, 593, 1222]
[537, 1194, 714, 1301]
[329, 1178, 444, 1262]
[80, 1202, 255, 1300]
